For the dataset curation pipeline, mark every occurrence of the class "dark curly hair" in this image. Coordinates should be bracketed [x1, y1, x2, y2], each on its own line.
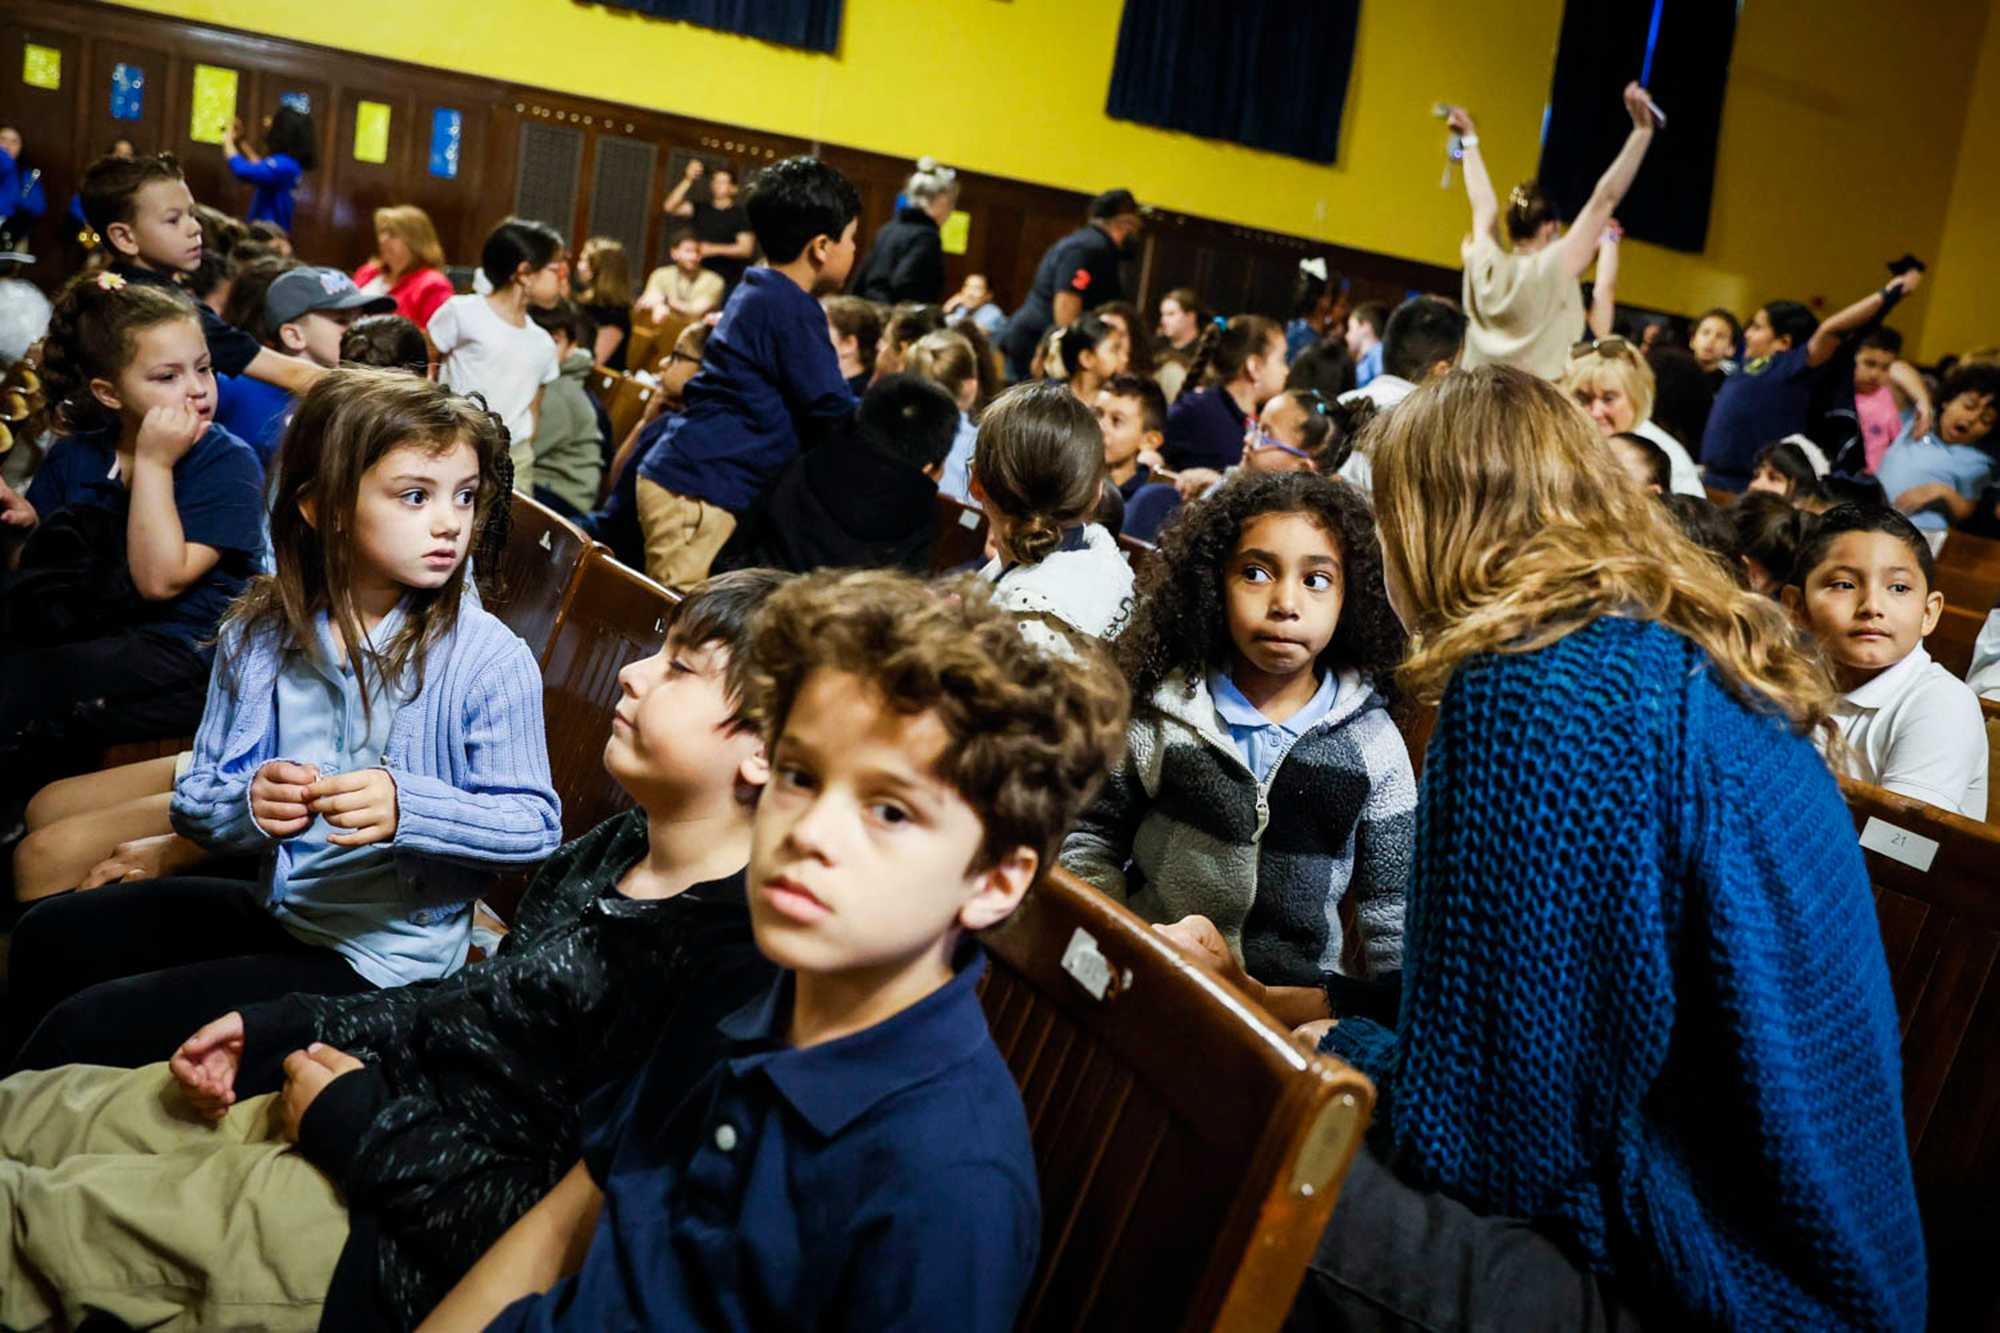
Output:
[1118, 470, 1407, 701]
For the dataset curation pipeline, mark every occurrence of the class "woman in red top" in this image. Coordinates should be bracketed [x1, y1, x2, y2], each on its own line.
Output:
[353, 205, 454, 331]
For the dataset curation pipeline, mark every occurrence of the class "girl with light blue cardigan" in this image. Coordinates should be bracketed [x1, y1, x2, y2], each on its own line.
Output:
[5, 371, 560, 1074]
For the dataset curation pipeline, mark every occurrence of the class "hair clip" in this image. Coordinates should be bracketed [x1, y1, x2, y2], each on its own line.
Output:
[1508, 183, 1534, 209]
[95, 270, 127, 292]
[1213, 316, 1229, 329]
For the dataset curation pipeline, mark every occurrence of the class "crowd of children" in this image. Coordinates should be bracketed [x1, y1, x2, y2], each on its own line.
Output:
[0, 72, 1995, 1330]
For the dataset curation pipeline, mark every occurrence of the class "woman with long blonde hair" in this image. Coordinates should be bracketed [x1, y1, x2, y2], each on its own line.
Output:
[1353, 367, 1920, 1326]
[353, 204, 452, 329]
[1172, 367, 1924, 1329]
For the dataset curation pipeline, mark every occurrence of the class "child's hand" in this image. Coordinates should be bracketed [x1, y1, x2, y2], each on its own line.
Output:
[1292, 1017, 1337, 1054]
[135, 402, 206, 466]
[308, 768, 400, 846]
[0, 477, 36, 529]
[1912, 399, 1935, 439]
[1174, 467, 1222, 499]
[1624, 82, 1657, 131]
[279, 1043, 365, 1142]
[1137, 448, 1166, 473]
[1890, 269, 1925, 299]
[1154, 915, 1265, 1007]
[170, 1011, 246, 1121]
[1893, 482, 1954, 513]
[81, 832, 198, 889]
[251, 760, 320, 837]
[1444, 105, 1476, 137]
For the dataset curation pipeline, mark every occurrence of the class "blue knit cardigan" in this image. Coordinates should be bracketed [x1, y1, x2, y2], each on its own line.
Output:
[1325, 616, 1924, 1330]
[171, 604, 562, 983]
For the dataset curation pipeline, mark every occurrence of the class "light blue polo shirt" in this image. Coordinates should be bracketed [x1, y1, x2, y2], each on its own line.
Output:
[1874, 428, 1999, 532]
[1208, 668, 1339, 785]
[267, 603, 470, 986]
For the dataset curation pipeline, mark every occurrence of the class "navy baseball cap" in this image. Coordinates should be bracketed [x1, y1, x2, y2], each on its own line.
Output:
[266, 266, 395, 326]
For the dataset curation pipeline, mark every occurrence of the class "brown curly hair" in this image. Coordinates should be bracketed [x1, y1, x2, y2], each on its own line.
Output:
[41, 273, 204, 435]
[1118, 470, 1408, 701]
[743, 569, 1130, 876]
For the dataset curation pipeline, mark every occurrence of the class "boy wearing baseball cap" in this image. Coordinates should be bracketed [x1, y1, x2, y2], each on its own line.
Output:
[218, 265, 394, 465]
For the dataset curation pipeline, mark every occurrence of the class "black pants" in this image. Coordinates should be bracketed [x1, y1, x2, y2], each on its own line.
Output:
[4, 875, 376, 1074]
[0, 629, 211, 803]
[1286, 1144, 1648, 1333]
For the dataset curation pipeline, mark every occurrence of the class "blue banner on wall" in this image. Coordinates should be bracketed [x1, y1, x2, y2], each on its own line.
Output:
[429, 108, 462, 179]
[110, 63, 145, 121]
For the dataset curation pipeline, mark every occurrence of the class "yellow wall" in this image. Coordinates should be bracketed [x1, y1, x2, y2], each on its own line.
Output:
[1922, 0, 2000, 360]
[112, 0, 1991, 357]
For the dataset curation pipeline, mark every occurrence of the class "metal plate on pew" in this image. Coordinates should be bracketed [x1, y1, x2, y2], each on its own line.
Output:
[1060, 926, 1130, 1002]
[1860, 816, 1940, 872]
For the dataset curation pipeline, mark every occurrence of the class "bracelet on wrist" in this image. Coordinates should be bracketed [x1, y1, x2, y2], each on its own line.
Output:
[1458, 134, 1479, 147]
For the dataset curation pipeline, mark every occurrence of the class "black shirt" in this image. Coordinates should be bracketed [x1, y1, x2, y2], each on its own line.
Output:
[581, 301, 632, 372]
[112, 261, 263, 378]
[243, 809, 775, 1330]
[692, 199, 754, 290]
[851, 206, 945, 305]
[1000, 223, 1125, 364]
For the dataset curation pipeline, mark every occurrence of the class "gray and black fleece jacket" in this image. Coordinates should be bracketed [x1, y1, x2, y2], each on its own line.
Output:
[1061, 668, 1414, 986]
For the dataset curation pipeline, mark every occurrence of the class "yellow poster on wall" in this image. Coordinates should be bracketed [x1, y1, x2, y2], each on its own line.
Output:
[354, 101, 391, 164]
[190, 64, 238, 144]
[940, 210, 971, 256]
[22, 44, 61, 91]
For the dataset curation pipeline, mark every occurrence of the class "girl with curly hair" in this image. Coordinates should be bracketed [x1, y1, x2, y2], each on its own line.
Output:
[1061, 469, 1413, 992]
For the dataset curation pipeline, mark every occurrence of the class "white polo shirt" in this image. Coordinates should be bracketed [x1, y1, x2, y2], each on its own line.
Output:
[1832, 643, 1989, 820]
[1967, 608, 2000, 702]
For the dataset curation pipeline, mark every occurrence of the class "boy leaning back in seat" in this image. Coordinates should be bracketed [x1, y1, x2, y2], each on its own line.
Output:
[421, 568, 1130, 1332]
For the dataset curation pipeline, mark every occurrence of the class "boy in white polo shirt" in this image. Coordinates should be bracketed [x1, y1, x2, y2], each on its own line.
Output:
[1784, 504, 1989, 819]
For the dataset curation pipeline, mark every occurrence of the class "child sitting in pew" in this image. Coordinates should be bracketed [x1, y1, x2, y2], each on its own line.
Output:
[417, 567, 1129, 1331]
[972, 379, 1135, 642]
[4, 369, 560, 1074]
[1062, 470, 1411, 991]
[0, 570, 789, 1332]
[1783, 503, 1989, 818]
[0, 274, 265, 810]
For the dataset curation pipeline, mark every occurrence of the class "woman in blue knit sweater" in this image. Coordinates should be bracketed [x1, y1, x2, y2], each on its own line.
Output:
[6, 371, 561, 1073]
[1180, 367, 1924, 1329]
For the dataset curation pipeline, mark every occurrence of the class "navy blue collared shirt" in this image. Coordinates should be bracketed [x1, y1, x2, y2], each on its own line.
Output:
[490, 942, 1040, 1333]
[637, 267, 856, 516]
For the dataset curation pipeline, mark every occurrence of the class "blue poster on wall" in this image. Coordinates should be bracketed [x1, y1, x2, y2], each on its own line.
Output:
[429, 108, 462, 179]
[279, 91, 311, 114]
[110, 63, 145, 121]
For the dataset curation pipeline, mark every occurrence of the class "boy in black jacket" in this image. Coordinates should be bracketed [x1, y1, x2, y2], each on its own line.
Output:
[0, 569, 789, 1332]
[717, 372, 960, 575]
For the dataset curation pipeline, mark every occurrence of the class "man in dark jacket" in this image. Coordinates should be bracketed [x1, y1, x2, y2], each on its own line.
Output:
[717, 373, 961, 575]
[999, 187, 1143, 378]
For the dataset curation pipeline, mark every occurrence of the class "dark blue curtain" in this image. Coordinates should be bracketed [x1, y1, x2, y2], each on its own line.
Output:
[1105, 0, 1360, 164]
[596, 0, 842, 54]
[1537, 0, 1737, 253]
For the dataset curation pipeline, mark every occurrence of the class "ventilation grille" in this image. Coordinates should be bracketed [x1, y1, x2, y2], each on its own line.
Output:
[588, 136, 658, 267]
[514, 122, 585, 235]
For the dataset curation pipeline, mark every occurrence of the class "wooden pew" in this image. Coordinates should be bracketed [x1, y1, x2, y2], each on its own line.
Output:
[932, 494, 990, 574]
[1930, 605, 1986, 679]
[596, 372, 659, 449]
[1983, 696, 2000, 825]
[982, 867, 1375, 1332]
[488, 492, 593, 667]
[1843, 780, 2000, 1328]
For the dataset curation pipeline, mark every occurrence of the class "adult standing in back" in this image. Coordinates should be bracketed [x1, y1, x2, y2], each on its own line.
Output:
[662, 158, 755, 291]
[999, 189, 1142, 380]
[852, 158, 958, 305]
[1448, 83, 1657, 381]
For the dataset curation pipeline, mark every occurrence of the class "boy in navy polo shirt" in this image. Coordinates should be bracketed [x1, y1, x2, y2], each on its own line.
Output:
[1700, 267, 1923, 491]
[423, 569, 1131, 1333]
[79, 151, 326, 401]
[634, 156, 861, 588]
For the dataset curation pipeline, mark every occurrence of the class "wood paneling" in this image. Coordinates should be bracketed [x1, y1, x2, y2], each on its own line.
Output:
[6, 0, 1456, 324]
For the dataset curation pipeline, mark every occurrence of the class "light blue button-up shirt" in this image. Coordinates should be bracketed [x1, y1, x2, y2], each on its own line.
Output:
[1207, 668, 1340, 785]
[267, 603, 471, 986]
[1874, 428, 2000, 532]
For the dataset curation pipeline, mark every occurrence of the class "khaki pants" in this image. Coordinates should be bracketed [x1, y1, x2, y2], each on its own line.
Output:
[636, 478, 737, 588]
[0, 1063, 345, 1332]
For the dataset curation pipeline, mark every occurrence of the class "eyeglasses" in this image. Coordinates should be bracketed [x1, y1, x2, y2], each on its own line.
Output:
[1571, 336, 1637, 361]
[664, 351, 700, 367]
[1244, 426, 1313, 462]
